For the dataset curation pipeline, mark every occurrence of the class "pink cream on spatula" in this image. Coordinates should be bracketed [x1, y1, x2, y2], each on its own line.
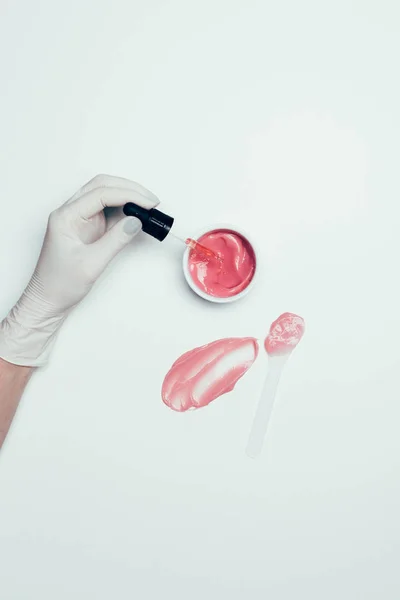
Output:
[246, 313, 305, 458]
[264, 312, 305, 356]
[162, 337, 259, 412]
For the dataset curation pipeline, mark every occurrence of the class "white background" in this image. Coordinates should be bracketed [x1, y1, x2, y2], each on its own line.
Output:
[1, 0, 400, 598]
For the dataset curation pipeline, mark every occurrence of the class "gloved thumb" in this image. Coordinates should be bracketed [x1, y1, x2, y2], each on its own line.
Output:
[91, 216, 142, 268]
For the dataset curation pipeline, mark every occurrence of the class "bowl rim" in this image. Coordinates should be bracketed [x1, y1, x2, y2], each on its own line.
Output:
[182, 223, 259, 304]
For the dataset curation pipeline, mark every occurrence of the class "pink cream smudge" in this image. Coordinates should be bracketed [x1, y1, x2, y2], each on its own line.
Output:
[162, 337, 259, 412]
[188, 229, 256, 298]
[264, 312, 305, 356]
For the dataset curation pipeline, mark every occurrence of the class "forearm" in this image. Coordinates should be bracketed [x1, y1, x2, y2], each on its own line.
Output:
[0, 357, 33, 448]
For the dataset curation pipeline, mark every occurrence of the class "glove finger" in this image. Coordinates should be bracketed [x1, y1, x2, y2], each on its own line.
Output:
[65, 174, 159, 207]
[104, 206, 125, 231]
[65, 186, 158, 220]
[88, 216, 142, 270]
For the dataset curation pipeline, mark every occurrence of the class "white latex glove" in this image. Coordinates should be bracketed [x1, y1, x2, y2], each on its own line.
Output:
[0, 174, 159, 367]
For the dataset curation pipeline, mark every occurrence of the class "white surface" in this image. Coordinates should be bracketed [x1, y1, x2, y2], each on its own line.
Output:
[0, 1, 400, 598]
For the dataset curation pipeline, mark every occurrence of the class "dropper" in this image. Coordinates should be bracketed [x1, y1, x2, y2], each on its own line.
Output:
[123, 202, 217, 259]
[169, 231, 217, 259]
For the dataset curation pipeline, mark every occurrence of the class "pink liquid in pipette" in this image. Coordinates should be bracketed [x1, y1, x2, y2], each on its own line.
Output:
[185, 237, 218, 259]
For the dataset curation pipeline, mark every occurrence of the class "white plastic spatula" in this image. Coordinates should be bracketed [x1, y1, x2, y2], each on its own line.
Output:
[246, 354, 289, 458]
[246, 313, 305, 459]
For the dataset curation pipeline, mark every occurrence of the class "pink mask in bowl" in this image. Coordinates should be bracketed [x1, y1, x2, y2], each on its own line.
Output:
[182, 225, 258, 303]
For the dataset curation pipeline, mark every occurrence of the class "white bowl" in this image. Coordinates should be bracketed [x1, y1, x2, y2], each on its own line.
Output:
[182, 224, 258, 304]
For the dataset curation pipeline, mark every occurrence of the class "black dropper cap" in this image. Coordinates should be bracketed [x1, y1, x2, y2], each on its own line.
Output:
[123, 202, 174, 242]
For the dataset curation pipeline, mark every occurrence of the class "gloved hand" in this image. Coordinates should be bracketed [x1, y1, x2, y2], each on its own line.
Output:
[0, 174, 159, 367]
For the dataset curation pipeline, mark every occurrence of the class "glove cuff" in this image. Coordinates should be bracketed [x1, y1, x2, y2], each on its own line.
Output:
[0, 302, 65, 367]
